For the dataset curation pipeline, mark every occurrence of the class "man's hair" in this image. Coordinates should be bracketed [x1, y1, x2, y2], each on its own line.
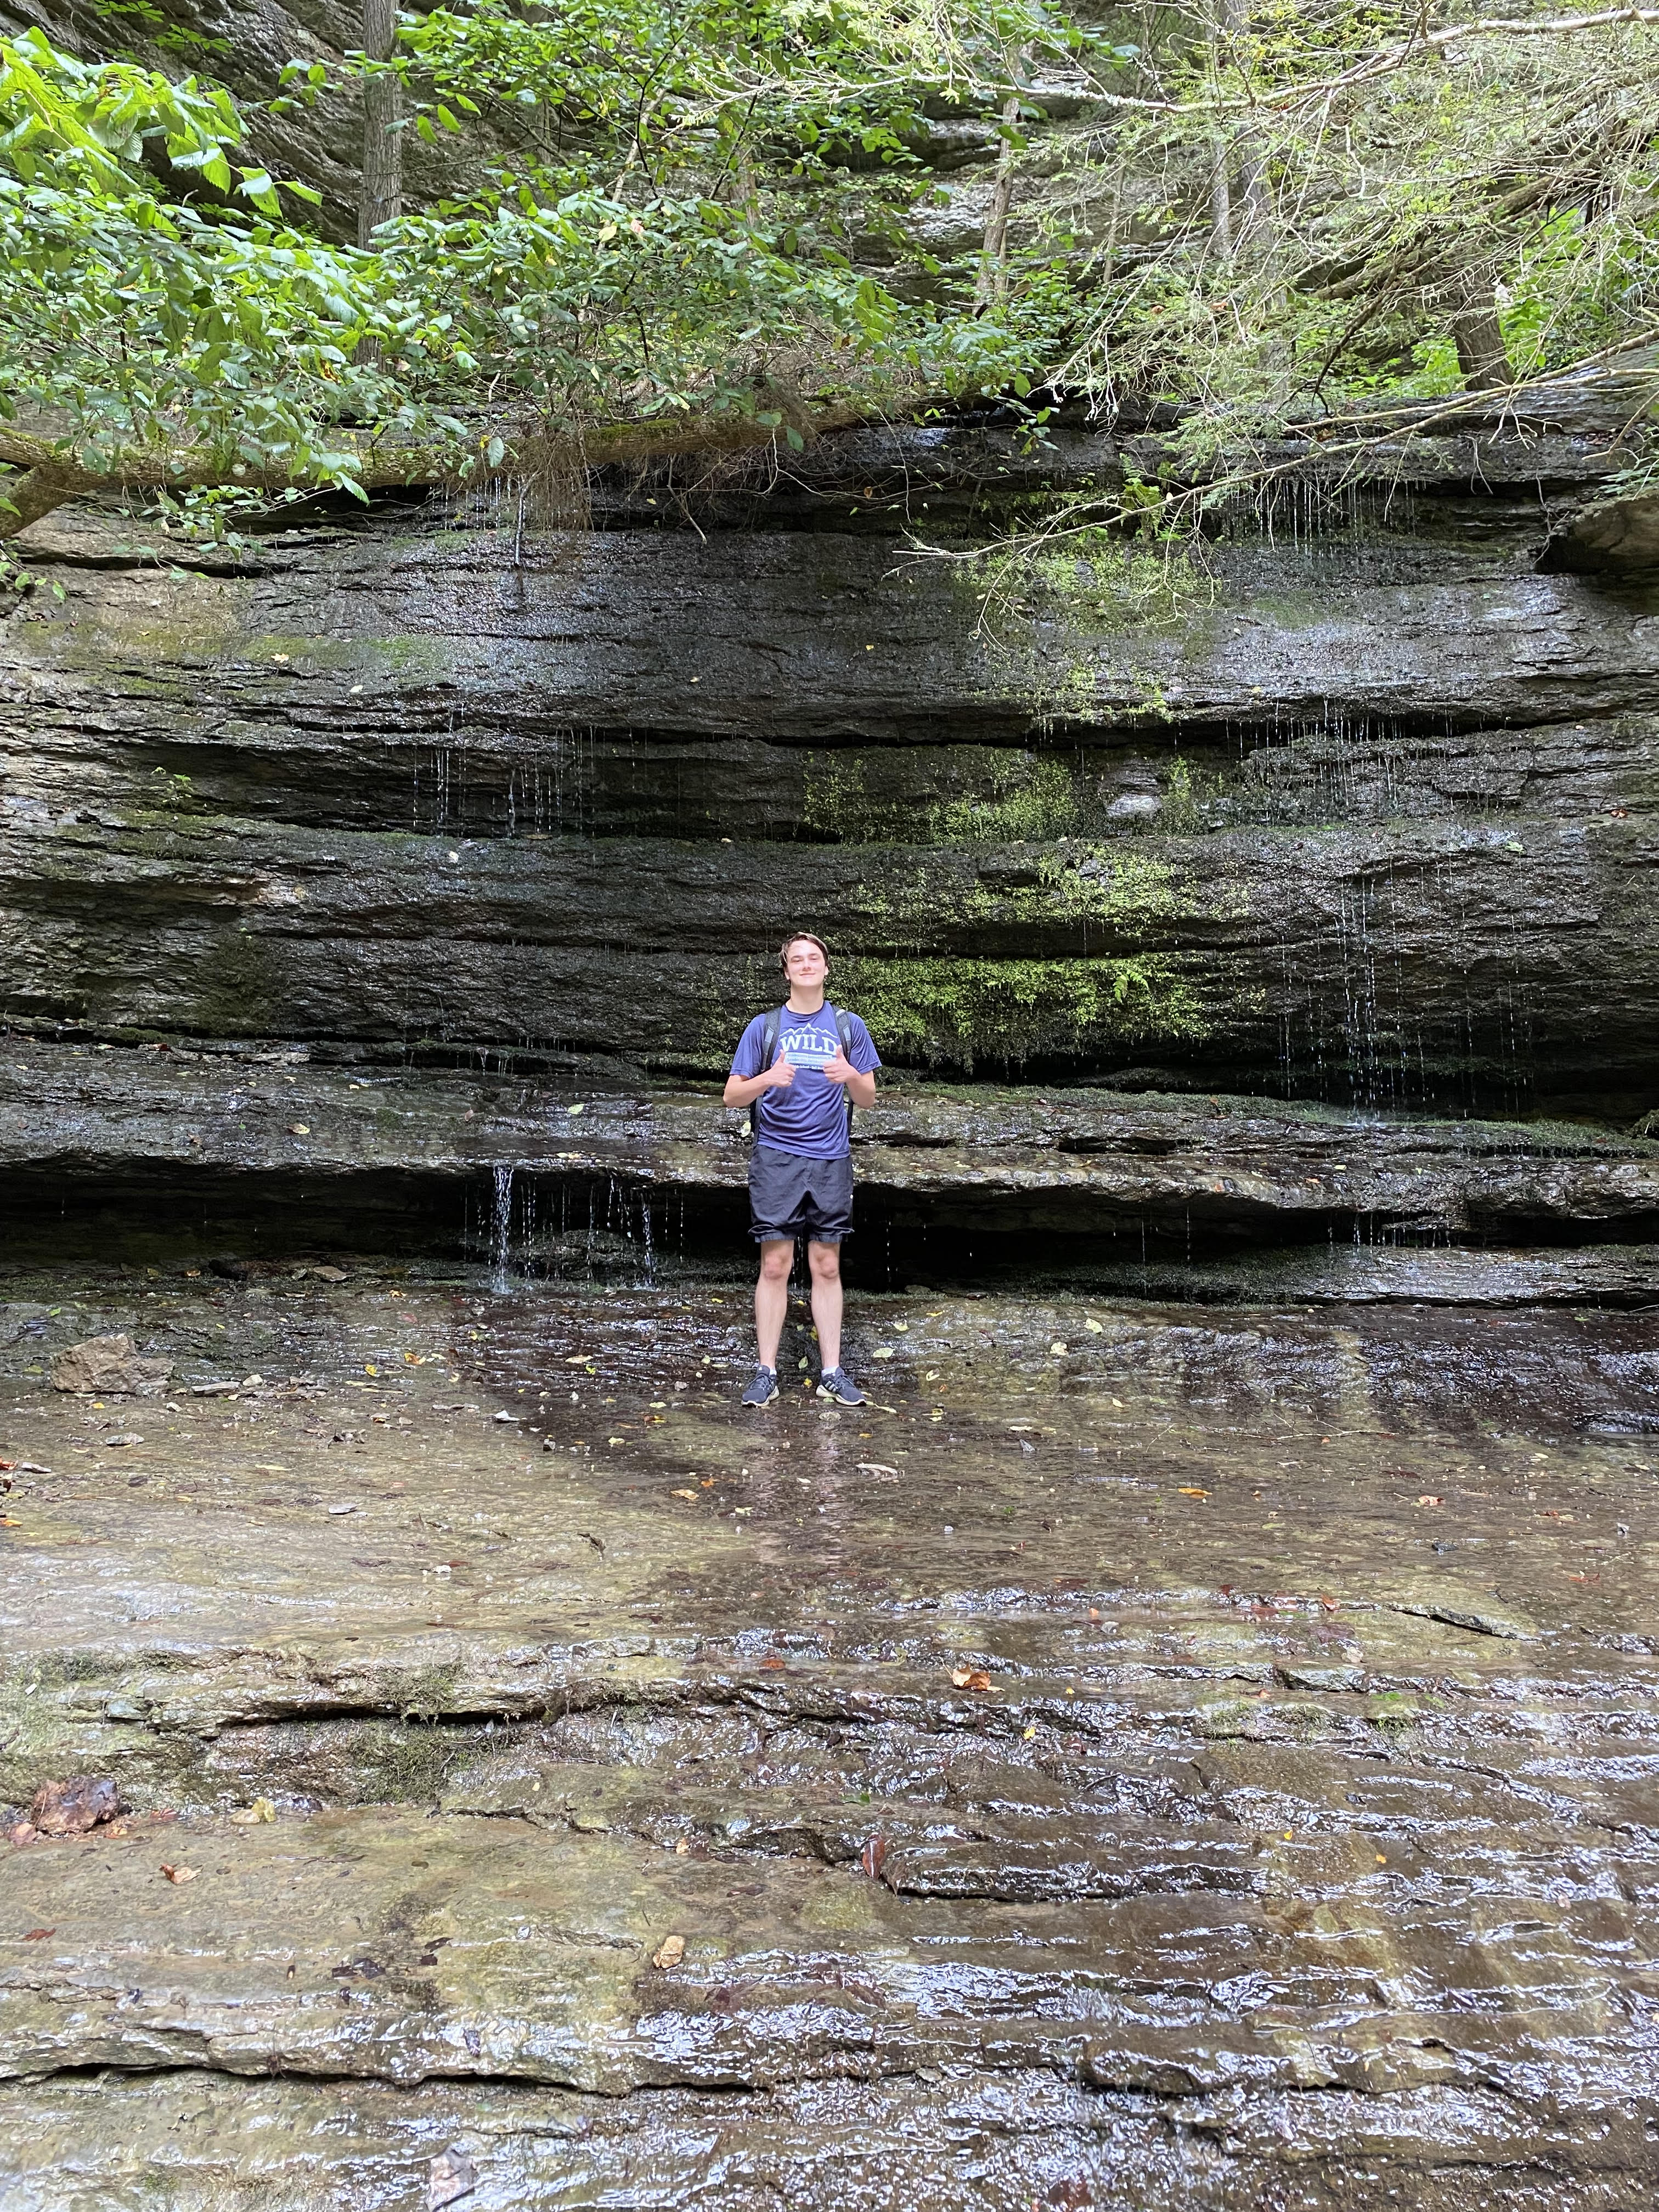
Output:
[778, 931, 830, 974]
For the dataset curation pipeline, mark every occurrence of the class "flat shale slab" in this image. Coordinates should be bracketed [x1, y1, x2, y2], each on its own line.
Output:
[2, 1267, 1657, 2205]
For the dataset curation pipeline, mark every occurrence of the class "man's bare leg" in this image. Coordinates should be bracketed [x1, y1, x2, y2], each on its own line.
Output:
[754, 1238, 793, 1369]
[808, 1239, 843, 1373]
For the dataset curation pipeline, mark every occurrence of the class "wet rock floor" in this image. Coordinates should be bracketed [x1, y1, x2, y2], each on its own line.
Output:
[2, 1261, 1656, 2209]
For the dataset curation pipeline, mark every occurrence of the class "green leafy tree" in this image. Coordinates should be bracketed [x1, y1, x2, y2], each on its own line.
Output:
[0, 2, 1101, 542]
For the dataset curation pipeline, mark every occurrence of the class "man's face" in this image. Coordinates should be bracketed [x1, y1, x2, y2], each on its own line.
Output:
[784, 938, 828, 991]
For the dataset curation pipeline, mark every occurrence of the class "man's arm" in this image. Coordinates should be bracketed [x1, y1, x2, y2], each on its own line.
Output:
[724, 1051, 795, 1109]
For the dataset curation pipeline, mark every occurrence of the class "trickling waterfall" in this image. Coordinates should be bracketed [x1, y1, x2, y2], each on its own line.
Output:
[490, 1163, 515, 1290]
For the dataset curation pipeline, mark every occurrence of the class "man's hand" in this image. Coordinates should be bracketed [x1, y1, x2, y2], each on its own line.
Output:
[823, 1048, 877, 1108]
[767, 1051, 796, 1088]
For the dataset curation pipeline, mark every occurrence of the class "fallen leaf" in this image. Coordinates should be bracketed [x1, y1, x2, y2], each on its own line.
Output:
[160, 1863, 197, 1883]
[287, 1123, 310, 1136]
[1177, 1485, 1209, 1499]
[672, 1488, 697, 1500]
[0, 1514, 19, 1526]
[23, 1928, 54, 1940]
[1022, 1725, 1037, 1740]
[652, 1934, 685, 1970]
[872, 1347, 894, 1360]
[760, 1655, 786, 1671]
[228, 1798, 276, 1826]
[950, 1666, 991, 1692]
[428, 2144, 477, 2209]
[30, 1776, 121, 1837]
[861, 1833, 888, 1879]
[1049, 1341, 1068, 1356]
[1416, 1494, 1443, 1508]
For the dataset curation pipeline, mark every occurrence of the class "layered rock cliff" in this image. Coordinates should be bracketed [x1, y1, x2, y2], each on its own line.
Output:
[3, 394, 1658, 1277]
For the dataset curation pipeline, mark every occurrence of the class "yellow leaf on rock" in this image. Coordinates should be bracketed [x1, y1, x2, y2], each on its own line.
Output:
[653, 1934, 685, 1969]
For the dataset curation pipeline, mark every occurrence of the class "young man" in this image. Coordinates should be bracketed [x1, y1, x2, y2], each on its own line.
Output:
[723, 932, 881, 1407]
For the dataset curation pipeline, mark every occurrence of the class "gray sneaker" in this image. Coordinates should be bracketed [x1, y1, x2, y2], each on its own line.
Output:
[816, 1367, 867, 1407]
[740, 1365, 779, 1407]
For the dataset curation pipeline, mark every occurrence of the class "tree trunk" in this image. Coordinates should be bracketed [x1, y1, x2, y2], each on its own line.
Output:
[0, 467, 72, 540]
[1451, 273, 1513, 390]
[1208, 134, 1233, 262]
[358, 0, 402, 247]
[975, 93, 1024, 307]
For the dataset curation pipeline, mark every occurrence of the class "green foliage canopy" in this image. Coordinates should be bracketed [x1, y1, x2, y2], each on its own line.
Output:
[0, 2, 1100, 532]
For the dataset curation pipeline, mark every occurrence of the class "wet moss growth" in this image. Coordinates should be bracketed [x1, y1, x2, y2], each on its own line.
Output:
[839, 953, 1207, 1069]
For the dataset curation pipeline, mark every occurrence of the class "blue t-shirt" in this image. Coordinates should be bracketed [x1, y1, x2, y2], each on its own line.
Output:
[730, 1001, 882, 1160]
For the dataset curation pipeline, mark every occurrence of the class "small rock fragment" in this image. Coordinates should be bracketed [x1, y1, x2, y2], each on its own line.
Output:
[312, 1266, 349, 1283]
[228, 1798, 276, 1826]
[104, 1433, 145, 1448]
[51, 1335, 172, 1396]
[192, 1380, 239, 1397]
[160, 1863, 198, 1883]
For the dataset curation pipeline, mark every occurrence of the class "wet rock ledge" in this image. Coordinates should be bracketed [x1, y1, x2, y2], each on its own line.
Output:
[5, 1037, 1659, 1296]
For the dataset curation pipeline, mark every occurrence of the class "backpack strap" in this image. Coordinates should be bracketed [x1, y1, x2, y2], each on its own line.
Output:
[749, 1006, 783, 1138]
[833, 1005, 856, 1132]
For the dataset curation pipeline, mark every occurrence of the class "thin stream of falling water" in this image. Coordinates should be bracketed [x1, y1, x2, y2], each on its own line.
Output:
[491, 1164, 515, 1291]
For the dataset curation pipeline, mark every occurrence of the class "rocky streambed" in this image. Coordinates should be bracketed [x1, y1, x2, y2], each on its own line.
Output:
[4, 392, 1659, 2204]
[2, 1262, 1657, 2209]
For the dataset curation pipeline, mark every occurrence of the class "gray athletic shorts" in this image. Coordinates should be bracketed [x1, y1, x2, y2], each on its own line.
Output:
[748, 1145, 855, 1243]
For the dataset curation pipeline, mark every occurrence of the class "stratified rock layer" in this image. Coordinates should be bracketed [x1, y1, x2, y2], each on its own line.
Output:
[4, 502, 1658, 1105]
